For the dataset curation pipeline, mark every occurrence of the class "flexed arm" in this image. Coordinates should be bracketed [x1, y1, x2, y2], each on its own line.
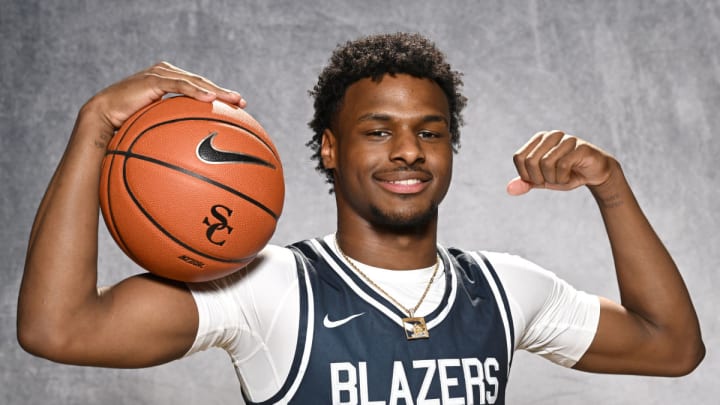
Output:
[18, 63, 244, 367]
[508, 130, 704, 376]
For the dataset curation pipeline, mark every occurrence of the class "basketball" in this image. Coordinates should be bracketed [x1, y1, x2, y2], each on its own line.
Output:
[99, 96, 284, 282]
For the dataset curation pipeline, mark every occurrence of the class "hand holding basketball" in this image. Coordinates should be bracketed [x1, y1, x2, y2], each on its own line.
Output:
[507, 130, 618, 196]
[82, 62, 245, 139]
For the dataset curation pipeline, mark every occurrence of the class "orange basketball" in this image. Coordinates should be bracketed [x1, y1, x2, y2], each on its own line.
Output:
[99, 96, 284, 282]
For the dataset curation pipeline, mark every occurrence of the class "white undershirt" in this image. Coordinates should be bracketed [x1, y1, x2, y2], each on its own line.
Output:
[186, 234, 600, 402]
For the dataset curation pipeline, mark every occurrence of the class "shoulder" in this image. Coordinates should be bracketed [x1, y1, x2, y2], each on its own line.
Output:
[448, 248, 567, 330]
[187, 243, 299, 296]
[249, 243, 300, 282]
[480, 251, 568, 311]
[481, 251, 559, 287]
[447, 248, 559, 293]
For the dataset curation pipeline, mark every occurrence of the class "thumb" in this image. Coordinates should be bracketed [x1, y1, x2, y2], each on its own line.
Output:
[506, 177, 533, 196]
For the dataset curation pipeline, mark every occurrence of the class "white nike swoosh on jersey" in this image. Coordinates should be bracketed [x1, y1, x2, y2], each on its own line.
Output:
[323, 312, 366, 328]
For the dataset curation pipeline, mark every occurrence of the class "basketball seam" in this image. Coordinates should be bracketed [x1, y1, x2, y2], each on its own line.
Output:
[109, 150, 280, 220]
[102, 100, 163, 263]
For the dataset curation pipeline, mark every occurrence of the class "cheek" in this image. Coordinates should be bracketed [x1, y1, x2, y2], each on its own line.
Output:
[338, 143, 380, 172]
[434, 150, 454, 191]
[433, 147, 453, 172]
[334, 149, 370, 186]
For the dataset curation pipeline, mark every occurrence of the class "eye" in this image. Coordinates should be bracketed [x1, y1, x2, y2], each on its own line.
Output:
[418, 130, 441, 140]
[367, 130, 391, 138]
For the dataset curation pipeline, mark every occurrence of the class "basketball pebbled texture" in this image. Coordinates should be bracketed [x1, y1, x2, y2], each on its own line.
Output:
[99, 96, 284, 282]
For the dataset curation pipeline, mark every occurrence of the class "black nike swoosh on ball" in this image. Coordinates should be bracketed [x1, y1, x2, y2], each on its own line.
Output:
[196, 132, 276, 168]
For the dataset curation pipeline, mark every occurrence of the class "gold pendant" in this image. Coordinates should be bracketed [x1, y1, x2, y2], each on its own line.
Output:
[403, 316, 429, 340]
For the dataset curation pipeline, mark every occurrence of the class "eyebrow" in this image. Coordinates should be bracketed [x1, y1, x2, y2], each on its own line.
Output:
[357, 113, 448, 125]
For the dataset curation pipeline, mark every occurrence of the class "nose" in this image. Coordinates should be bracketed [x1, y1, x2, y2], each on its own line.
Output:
[390, 130, 425, 165]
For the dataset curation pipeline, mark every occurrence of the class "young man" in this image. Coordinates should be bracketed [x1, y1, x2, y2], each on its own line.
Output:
[18, 33, 703, 404]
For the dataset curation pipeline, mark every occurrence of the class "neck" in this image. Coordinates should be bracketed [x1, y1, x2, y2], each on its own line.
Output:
[336, 216, 438, 270]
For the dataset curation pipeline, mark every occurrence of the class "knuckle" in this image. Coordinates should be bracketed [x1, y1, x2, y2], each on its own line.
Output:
[576, 143, 593, 153]
[540, 157, 554, 171]
[560, 135, 578, 147]
[525, 153, 539, 166]
[556, 159, 572, 172]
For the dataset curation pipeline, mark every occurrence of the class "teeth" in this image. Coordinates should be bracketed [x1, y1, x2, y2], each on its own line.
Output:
[389, 179, 421, 185]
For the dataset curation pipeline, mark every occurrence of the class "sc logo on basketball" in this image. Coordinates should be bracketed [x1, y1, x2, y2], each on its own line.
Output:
[203, 204, 234, 246]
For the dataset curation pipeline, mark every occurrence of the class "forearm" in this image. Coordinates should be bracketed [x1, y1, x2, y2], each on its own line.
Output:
[18, 103, 112, 350]
[589, 163, 703, 363]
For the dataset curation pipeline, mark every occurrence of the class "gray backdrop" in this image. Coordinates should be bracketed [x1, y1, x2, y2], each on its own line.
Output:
[1, 0, 718, 403]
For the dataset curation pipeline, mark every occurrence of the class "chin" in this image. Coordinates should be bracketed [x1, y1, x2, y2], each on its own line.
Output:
[369, 203, 438, 230]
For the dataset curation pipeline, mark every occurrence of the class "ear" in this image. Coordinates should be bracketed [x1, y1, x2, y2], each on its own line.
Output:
[320, 128, 337, 170]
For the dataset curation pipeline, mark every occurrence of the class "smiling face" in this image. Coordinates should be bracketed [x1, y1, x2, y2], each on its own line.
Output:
[321, 74, 453, 231]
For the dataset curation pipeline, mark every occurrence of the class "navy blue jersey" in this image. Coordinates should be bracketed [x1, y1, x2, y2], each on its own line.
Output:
[243, 238, 514, 405]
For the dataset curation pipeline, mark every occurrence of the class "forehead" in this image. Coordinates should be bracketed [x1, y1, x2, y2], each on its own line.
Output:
[338, 74, 450, 124]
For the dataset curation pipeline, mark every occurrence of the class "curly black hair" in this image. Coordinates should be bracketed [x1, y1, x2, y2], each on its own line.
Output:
[307, 32, 467, 188]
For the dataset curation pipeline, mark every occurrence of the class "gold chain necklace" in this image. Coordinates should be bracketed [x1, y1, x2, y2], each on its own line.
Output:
[334, 237, 439, 340]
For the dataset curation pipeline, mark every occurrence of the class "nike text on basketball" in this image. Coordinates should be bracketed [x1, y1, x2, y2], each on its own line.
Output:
[203, 204, 233, 246]
[330, 358, 500, 405]
[178, 255, 205, 268]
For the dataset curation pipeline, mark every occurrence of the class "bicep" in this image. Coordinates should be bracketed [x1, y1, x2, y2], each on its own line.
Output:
[67, 273, 199, 368]
[573, 296, 677, 375]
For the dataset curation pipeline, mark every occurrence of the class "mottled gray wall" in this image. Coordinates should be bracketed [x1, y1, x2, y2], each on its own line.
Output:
[1, 0, 718, 403]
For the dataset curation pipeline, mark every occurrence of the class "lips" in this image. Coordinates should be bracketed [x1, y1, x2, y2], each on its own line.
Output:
[374, 169, 432, 194]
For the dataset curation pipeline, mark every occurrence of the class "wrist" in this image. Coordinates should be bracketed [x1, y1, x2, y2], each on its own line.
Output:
[588, 160, 630, 208]
[76, 98, 116, 150]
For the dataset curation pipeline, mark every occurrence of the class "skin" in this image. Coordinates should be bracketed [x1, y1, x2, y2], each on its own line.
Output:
[18, 64, 704, 377]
